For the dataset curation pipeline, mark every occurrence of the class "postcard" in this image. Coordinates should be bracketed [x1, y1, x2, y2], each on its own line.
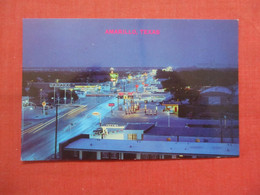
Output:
[22, 19, 238, 161]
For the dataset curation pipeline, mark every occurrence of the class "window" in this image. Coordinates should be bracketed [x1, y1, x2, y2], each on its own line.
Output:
[124, 153, 136, 160]
[101, 152, 109, 159]
[101, 152, 119, 160]
[110, 153, 119, 160]
[73, 151, 79, 158]
[164, 155, 172, 159]
[141, 154, 160, 160]
[127, 134, 137, 140]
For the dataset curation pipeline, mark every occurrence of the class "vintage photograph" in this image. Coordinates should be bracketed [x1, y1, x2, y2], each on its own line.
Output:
[22, 19, 238, 161]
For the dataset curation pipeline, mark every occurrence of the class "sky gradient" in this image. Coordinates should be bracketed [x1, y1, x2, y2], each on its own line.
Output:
[23, 19, 238, 69]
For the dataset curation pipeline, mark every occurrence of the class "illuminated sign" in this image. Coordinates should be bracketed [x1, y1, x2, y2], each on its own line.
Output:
[110, 73, 119, 80]
[108, 103, 115, 107]
[75, 85, 97, 88]
[42, 101, 46, 107]
[49, 83, 71, 88]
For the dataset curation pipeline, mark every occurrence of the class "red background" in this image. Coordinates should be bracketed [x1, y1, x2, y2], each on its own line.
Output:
[0, 0, 260, 194]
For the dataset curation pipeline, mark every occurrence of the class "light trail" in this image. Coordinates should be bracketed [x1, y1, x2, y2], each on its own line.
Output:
[22, 105, 87, 135]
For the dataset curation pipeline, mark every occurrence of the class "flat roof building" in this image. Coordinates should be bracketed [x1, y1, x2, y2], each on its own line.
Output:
[59, 135, 239, 160]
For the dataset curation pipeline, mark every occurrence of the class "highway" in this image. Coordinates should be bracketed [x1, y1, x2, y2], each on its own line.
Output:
[22, 96, 120, 160]
[21, 76, 146, 161]
[21, 73, 238, 161]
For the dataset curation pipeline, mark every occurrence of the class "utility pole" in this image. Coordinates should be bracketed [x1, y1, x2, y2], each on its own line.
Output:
[53, 86, 56, 105]
[54, 104, 59, 159]
[70, 89, 73, 104]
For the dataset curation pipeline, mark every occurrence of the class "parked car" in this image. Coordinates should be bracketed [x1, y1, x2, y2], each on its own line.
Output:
[93, 128, 103, 135]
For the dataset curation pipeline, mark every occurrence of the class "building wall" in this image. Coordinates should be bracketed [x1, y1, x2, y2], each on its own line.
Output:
[143, 134, 239, 144]
[199, 93, 232, 105]
[124, 130, 144, 140]
[61, 150, 202, 160]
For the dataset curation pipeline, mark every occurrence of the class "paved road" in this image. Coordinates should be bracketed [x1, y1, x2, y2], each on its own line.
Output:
[22, 74, 238, 161]
[22, 95, 119, 161]
[21, 77, 144, 161]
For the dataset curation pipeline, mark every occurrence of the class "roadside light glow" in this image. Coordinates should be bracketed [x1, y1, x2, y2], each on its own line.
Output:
[110, 73, 119, 79]
[92, 112, 100, 116]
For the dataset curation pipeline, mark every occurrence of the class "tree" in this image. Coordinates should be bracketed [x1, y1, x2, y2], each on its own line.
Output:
[28, 85, 39, 98]
[186, 89, 200, 104]
[160, 71, 201, 104]
[161, 72, 188, 103]
[157, 68, 238, 104]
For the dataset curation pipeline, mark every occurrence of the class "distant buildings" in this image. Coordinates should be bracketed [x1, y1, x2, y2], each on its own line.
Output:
[162, 66, 173, 72]
[199, 86, 233, 105]
[22, 96, 30, 107]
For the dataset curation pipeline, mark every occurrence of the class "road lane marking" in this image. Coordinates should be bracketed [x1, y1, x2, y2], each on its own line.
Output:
[22, 106, 87, 135]
[32, 106, 87, 134]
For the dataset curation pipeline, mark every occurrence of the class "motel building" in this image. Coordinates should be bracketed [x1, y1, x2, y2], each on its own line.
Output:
[59, 123, 239, 160]
[162, 99, 189, 115]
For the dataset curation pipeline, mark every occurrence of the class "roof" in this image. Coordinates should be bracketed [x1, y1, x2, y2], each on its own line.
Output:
[145, 126, 238, 138]
[162, 99, 189, 105]
[64, 138, 239, 156]
[201, 86, 232, 95]
[124, 123, 155, 131]
[157, 78, 168, 82]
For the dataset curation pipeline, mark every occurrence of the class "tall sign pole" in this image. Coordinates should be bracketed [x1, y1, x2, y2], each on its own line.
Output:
[70, 88, 73, 104]
[108, 103, 115, 114]
[64, 88, 67, 104]
[49, 83, 71, 105]
[53, 86, 56, 105]
[42, 101, 46, 115]
[92, 112, 102, 127]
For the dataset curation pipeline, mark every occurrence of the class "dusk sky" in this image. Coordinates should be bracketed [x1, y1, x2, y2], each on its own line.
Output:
[23, 19, 238, 69]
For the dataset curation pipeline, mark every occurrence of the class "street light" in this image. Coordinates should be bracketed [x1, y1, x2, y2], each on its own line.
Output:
[92, 112, 102, 127]
[64, 88, 67, 104]
[40, 88, 43, 104]
[53, 79, 59, 105]
[70, 88, 73, 104]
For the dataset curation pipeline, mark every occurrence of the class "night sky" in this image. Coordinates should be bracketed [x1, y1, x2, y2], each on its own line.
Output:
[23, 19, 238, 69]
